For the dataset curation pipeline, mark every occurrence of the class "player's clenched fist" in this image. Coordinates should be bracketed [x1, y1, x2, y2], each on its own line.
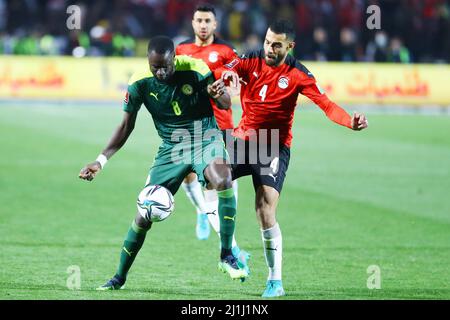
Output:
[351, 112, 369, 131]
[79, 162, 102, 181]
[221, 70, 246, 87]
[207, 79, 226, 99]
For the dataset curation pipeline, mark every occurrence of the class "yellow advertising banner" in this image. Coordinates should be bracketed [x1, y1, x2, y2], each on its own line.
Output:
[0, 56, 143, 100]
[0, 56, 449, 105]
[306, 62, 450, 106]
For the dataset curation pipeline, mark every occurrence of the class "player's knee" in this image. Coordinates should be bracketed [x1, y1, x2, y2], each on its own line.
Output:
[213, 174, 232, 191]
[206, 161, 233, 190]
[134, 212, 152, 231]
[256, 194, 275, 211]
[256, 199, 275, 215]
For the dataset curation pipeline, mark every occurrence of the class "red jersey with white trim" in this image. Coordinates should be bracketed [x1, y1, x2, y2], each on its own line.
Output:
[176, 36, 238, 129]
[216, 50, 352, 147]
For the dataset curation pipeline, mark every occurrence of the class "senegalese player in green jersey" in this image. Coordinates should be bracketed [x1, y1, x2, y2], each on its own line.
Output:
[78, 36, 248, 290]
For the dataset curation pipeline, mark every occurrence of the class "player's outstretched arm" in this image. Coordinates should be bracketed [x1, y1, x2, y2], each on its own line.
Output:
[78, 111, 138, 181]
[300, 76, 368, 131]
[207, 78, 231, 109]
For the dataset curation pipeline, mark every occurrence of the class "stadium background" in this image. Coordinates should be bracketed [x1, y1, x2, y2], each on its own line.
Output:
[0, 0, 449, 300]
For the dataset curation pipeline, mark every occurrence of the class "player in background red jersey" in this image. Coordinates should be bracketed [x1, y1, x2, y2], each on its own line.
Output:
[176, 4, 249, 272]
[217, 20, 368, 297]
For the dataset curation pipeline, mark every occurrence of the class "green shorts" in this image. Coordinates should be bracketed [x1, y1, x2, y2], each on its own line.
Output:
[146, 137, 229, 195]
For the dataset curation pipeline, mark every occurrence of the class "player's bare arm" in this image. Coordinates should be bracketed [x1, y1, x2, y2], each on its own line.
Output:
[78, 110, 138, 181]
[207, 78, 231, 109]
[300, 76, 369, 132]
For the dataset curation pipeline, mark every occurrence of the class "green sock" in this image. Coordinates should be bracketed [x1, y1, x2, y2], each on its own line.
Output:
[217, 188, 237, 252]
[116, 220, 149, 280]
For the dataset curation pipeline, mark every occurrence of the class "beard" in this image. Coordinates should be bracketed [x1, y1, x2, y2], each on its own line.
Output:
[197, 31, 212, 41]
[265, 53, 282, 66]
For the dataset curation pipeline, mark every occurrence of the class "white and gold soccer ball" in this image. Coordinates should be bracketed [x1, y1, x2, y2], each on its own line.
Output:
[137, 185, 175, 222]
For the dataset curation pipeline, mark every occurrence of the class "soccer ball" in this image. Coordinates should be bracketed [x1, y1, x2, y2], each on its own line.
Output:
[137, 185, 175, 222]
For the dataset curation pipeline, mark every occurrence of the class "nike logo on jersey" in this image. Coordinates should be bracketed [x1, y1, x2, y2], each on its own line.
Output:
[253, 72, 259, 78]
[266, 246, 278, 251]
[149, 92, 159, 100]
[224, 216, 235, 221]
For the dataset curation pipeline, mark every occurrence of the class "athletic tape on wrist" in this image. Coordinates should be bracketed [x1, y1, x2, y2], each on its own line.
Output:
[96, 154, 108, 168]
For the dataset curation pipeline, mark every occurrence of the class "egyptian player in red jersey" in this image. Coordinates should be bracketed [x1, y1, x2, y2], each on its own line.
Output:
[217, 20, 368, 297]
[176, 4, 249, 272]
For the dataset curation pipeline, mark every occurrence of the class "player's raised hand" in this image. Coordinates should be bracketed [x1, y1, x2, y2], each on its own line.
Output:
[207, 79, 226, 99]
[351, 112, 368, 131]
[78, 162, 102, 181]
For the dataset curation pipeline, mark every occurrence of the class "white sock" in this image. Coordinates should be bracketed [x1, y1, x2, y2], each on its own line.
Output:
[232, 180, 238, 208]
[204, 189, 238, 248]
[261, 223, 282, 281]
[204, 189, 220, 233]
[181, 180, 208, 214]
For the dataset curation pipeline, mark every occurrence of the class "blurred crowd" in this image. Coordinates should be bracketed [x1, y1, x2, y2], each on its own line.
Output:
[0, 0, 449, 63]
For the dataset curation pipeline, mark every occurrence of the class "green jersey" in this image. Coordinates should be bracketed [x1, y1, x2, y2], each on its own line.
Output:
[123, 55, 219, 143]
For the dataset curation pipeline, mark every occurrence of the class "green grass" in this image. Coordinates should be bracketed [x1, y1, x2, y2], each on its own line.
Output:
[0, 103, 449, 299]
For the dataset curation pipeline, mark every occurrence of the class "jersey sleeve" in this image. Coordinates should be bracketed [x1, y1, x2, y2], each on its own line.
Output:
[224, 45, 239, 64]
[213, 55, 244, 81]
[194, 60, 213, 83]
[176, 55, 212, 81]
[123, 81, 143, 113]
[196, 72, 216, 100]
[298, 72, 352, 129]
[187, 58, 215, 96]
[194, 62, 214, 98]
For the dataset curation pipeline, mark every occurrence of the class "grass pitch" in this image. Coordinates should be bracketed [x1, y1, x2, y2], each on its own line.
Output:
[0, 103, 449, 300]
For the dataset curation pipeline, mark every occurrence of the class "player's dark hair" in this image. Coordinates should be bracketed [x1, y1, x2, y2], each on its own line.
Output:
[195, 3, 216, 16]
[269, 19, 295, 41]
[147, 36, 175, 55]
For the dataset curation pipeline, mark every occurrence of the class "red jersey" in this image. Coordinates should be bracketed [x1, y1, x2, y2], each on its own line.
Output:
[216, 50, 352, 147]
[176, 36, 238, 130]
